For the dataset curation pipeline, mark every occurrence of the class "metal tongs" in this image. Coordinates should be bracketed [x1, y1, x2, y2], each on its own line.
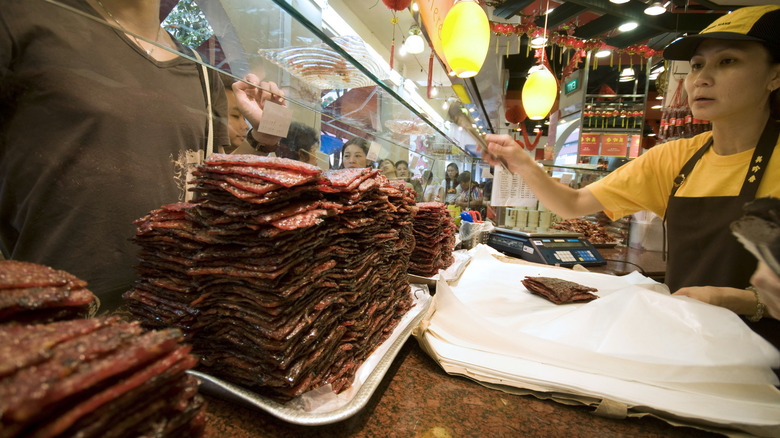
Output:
[446, 99, 509, 171]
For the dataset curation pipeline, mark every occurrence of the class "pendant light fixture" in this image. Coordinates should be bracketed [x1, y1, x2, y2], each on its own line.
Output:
[522, 65, 557, 120]
[405, 24, 425, 54]
[441, 0, 490, 78]
[521, 0, 558, 120]
[644, 1, 666, 15]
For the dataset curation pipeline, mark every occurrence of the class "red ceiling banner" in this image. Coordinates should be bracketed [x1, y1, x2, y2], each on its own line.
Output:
[579, 133, 600, 156]
[602, 133, 628, 157]
[416, 0, 454, 70]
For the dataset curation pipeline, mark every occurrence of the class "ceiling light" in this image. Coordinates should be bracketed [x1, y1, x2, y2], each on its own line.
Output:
[610, 0, 629, 3]
[530, 36, 547, 48]
[468, 107, 475, 113]
[474, 117, 480, 121]
[644, 1, 666, 15]
[545, 8, 555, 14]
[648, 132, 656, 137]
[595, 49, 611, 58]
[619, 67, 635, 82]
[656, 95, 664, 100]
[411, 1, 419, 12]
[430, 85, 438, 97]
[405, 25, 425, 54]
[651, 104, 662, 109]
[618, 22, 638, 32]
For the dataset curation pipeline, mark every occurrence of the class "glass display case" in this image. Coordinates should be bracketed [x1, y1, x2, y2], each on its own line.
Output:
[45, 0, 483, 204]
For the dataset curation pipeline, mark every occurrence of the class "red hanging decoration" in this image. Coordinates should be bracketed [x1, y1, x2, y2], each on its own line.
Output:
[505, 105, 526, 124]
[389, 16, 399, 69]
[521, 127, 543, 151]
[382, 0, 412, 11]
[427, 47, 434, 99]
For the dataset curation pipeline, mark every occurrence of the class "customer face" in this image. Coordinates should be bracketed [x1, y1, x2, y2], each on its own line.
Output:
[396, 163, 409, 178]
[446, 165, 458, 180]
[342, 144, 368, 169]
[380, 160, 395, 175]
[225, 89, 249, 148]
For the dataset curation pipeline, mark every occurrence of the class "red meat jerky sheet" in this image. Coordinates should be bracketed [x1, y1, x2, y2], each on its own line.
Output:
[205, 153, 321, 175]
[521, 276, 599, 304]
[0, 260, 87, 290]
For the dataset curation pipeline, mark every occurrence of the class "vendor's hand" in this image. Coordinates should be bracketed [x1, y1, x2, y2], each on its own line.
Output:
[751, 262, 780, 319]
[232, 74, 286, 145]
[673, 286, 758, 316]
[484, 134, 534, 174]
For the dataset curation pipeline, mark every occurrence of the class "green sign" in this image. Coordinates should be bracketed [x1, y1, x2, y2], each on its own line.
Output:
[565, 78, 579, 94]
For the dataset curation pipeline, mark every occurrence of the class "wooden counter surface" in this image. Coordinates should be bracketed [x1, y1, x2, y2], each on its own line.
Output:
[202, 339, 720, 437]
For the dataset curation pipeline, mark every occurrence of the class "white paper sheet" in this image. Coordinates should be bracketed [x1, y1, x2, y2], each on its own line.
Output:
[415, 245, 780, 432]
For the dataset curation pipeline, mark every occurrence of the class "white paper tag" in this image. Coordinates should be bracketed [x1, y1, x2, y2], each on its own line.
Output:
[482, 165, 493, 178]
[367, 141, 381, 162]
[255, 101, 292, 138]
[560, 173, 574, 185]
[410, 155, 419, 169]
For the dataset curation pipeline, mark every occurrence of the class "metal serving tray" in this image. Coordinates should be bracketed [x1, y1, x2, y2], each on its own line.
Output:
[188, 285, 432, 425]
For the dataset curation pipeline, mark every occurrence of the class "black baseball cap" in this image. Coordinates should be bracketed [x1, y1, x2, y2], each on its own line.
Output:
[663, 5, 780, 62]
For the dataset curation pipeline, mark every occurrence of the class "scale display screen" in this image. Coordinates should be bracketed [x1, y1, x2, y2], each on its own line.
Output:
[532, 239, 588, 249]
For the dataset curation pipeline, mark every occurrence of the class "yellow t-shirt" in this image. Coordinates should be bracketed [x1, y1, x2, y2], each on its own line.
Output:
[587, 131, 780, 220]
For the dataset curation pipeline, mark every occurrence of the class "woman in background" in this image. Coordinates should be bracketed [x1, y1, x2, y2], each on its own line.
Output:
[421, 170, 443, 202]
[396, 160, 423, 200]
[442, 162, 462, 205]
[341, 138, 370, 169]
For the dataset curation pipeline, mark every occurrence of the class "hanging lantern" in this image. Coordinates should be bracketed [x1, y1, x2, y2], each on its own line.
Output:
[521, 65, 558, 120]
[382, 0, 412, 11]
[505, 105, 526, 124]
[441, 0, 490, 78]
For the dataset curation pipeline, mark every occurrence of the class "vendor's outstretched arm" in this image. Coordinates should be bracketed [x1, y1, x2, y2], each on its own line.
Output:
[484, 134, 605, 218]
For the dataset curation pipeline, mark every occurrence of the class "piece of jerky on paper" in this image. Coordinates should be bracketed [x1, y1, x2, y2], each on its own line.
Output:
[521, 276, 599, 304]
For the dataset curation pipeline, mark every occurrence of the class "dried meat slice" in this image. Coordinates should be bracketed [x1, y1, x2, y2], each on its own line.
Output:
[204, 164, 319, 188]
[521, 276, 599, 304]
[204, 153, 321, 174]
[0, 261, 87, 290]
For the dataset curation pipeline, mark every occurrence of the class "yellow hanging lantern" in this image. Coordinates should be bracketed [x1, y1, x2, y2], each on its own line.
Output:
[522, 65, 557, 120]
[441, 0, 490, 78]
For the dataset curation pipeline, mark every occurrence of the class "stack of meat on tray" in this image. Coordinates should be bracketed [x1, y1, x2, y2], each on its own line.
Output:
[0, 260, 97, 324]
[124, 154, 417, 401]
[0, 261, 205, 437]
[408, 202, 457, 277]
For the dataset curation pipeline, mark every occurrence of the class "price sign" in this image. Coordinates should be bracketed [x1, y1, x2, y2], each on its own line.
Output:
[602, 134, 628, 157]
[579, 133, 600, 156]
[629, 134, 642, 158]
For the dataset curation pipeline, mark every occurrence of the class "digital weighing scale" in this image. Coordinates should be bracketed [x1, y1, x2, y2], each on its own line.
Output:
[486, 228, 607, 267]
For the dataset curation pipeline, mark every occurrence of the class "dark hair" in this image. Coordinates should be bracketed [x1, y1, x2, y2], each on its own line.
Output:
[457, 171, 472, 185]
[278, 122, 318, 160]
[423, 170, 433, 183]
[395, 160, 409, 169]
[342, 137, 370, 156]
[445, 162, 459, 192]
[220, 72, 236, 90]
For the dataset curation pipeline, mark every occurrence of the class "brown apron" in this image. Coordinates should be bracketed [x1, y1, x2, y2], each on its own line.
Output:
[665, 120, 779, 348]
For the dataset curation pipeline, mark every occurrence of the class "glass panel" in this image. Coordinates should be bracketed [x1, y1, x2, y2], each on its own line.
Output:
[44, 0, 475, 176]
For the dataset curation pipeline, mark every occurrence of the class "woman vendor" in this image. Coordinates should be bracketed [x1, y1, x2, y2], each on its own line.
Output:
[483, 5, 780, 336]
